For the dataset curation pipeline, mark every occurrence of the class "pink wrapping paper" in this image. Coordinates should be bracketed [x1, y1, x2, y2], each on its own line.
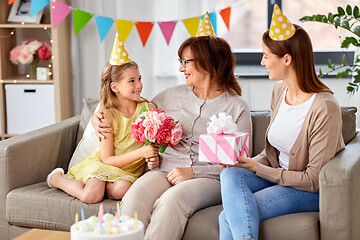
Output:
[199, 132, 249, 165]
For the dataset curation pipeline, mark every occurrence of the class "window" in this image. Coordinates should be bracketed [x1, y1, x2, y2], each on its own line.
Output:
[216, 0, 358, 77]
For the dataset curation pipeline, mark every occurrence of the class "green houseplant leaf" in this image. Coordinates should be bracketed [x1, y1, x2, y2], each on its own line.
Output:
[300, 4, 360, 94]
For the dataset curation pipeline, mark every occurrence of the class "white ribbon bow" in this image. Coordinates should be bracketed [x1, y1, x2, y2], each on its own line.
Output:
[206, 112, 237, 134]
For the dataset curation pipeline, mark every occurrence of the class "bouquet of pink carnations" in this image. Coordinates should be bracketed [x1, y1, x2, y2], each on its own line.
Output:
[131, 108, 182, 153]
[10, 39, 52, 65]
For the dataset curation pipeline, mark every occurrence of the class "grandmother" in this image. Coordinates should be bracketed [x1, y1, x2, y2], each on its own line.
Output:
[92, 16, 252, 240]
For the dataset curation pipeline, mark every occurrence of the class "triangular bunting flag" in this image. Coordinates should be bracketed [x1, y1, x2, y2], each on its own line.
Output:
[220, 7, 231, 30]
[158, 21, 177, 45]
[30, 0, 49, 17]
[115, 19, 134, 43]
[207, 12, 217, 36]
[73, 8, 94, 35]
[51, 0, 72, 29]
[95, 15, 114, 42]
[135, 22, 154, 47]
[182, 17, 200, 37]
[8, 0, 16, 5]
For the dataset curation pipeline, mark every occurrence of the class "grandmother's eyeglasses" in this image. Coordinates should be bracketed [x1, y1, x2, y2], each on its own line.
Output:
[178, 58, 194, 68]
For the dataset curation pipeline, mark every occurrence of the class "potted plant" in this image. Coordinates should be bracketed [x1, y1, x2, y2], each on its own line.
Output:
[300, 5, 360, 94]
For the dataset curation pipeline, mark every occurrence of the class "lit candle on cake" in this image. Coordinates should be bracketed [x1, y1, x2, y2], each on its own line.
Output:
[75, 213, 79, 230]
[134, 211, 138, 229]
[81, 208, 85, 221]
[98, 203, 104, 223]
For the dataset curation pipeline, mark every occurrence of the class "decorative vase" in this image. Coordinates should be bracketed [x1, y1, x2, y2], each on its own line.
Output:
[29, 56, 40, 79]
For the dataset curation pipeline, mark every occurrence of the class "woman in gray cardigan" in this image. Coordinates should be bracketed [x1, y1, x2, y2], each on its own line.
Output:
[218, 20, 345, 240]
[92, 36, 252, 240]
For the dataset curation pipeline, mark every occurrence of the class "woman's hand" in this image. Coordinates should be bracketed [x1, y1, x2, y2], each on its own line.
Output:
[146, 155, 160, 170]
[141, 145, 159, 159]
[235, 157, 258, 172]
[91, 111, 111, 141]
[222, 157, 258, 173]
[167, 167, 195, 185]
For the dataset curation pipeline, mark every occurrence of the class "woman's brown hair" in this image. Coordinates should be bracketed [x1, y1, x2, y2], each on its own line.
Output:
[262, 24, 332, 94]
[178, 36, 242, 96]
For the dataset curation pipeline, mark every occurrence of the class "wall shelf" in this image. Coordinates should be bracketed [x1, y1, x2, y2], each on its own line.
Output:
[0, 1, 73, 140]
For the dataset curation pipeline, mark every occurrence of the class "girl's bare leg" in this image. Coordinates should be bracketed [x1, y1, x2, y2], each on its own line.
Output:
[49, 172, 106, 203]
[106, 179, 132, 200]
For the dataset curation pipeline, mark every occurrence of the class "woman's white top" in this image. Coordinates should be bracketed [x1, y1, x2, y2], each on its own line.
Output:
[268, 89, 316, 169]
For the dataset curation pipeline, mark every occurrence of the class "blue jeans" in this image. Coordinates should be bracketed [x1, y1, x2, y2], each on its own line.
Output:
[219, 167, 319, 240]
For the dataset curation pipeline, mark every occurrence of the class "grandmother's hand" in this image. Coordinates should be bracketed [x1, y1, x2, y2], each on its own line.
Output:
[167, 167, 195, 185]
[91, 111, 111, 141]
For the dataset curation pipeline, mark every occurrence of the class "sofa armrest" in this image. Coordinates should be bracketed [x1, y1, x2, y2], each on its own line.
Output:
[319, 133, 360, 240]
[0, 115, 80, 238]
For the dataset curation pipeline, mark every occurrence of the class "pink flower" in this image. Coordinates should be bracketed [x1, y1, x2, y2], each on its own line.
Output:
[18, 52, 33, 64]
[9, 39, 52, 66]
[131, 109, 182, 152]
[131, 121, 145, 144]
[144, 123, 158, 143]
[156, 126, 172, 145]
[37, 45, 51, 60]
[10, 46, 21, 64]
[170, 124, 182, 147]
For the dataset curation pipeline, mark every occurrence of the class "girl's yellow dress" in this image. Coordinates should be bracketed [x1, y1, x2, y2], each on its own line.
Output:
[68, 101, 148, 184]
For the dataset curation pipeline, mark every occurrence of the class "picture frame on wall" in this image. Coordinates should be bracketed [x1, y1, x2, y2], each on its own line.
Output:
[7, 0, 43, 24]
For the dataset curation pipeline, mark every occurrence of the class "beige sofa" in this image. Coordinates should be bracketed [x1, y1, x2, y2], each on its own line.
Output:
[0, 99, 358, 240]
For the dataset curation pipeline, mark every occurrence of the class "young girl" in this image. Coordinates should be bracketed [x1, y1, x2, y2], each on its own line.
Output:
[219, 5, 344, 240]
[46, 61, 159, 204]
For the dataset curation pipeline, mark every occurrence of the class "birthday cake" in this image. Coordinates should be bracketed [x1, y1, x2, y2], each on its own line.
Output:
[70, 213, 144, 240]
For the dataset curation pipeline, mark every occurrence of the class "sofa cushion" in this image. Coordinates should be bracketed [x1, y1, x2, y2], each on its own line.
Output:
[250, 111, 271, 156]
[183, 204, 319, 240]
[340, 106, 357, 145]
[6, 183, 116, 231]
[69, 100, 100, 170]
[76, 98, 100, 144]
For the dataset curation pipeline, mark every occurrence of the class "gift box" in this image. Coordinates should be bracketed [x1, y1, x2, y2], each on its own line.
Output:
[199, 132, 249, 165]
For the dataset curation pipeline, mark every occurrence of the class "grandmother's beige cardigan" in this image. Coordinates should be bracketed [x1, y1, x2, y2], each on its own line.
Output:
[254, 81, 345, 193]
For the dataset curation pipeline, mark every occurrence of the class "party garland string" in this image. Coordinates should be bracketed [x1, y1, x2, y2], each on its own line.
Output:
[10, 0, 247, 46]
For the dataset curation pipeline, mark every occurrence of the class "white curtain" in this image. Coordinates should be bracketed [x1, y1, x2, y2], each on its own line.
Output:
[70, 0, 216, 115]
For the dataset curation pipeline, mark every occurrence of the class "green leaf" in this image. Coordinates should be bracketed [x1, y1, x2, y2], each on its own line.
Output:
[354, 6, 359, 18]
[145, 138, 152, 146]
[159, 143, 169, 153]
[328, 59, 333, 69]
[347, 85, 354, 93]
[328, 13, 335, 23]
[334, 16, 340, 27]
[336, 68, 351, 78]
[299, 16, 314, 22]
[341, 55, 346, 65]
[353, 75, 360, 83]
[341, 19, 350, 29]
[346, 5, 352, 15]
[139, 105, 148, 114]
[341, 37, 359, 48]
[319, 68, 323, 77]
[353, 25, 360, 37]
[338, 7, 345, 16]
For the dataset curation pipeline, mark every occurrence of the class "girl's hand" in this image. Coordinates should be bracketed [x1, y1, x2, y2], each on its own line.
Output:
[91, 111, 111, 141]
[167, 167, 195, 185]
[146, 155, 160, 170]
[142, 145, 159, 159]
